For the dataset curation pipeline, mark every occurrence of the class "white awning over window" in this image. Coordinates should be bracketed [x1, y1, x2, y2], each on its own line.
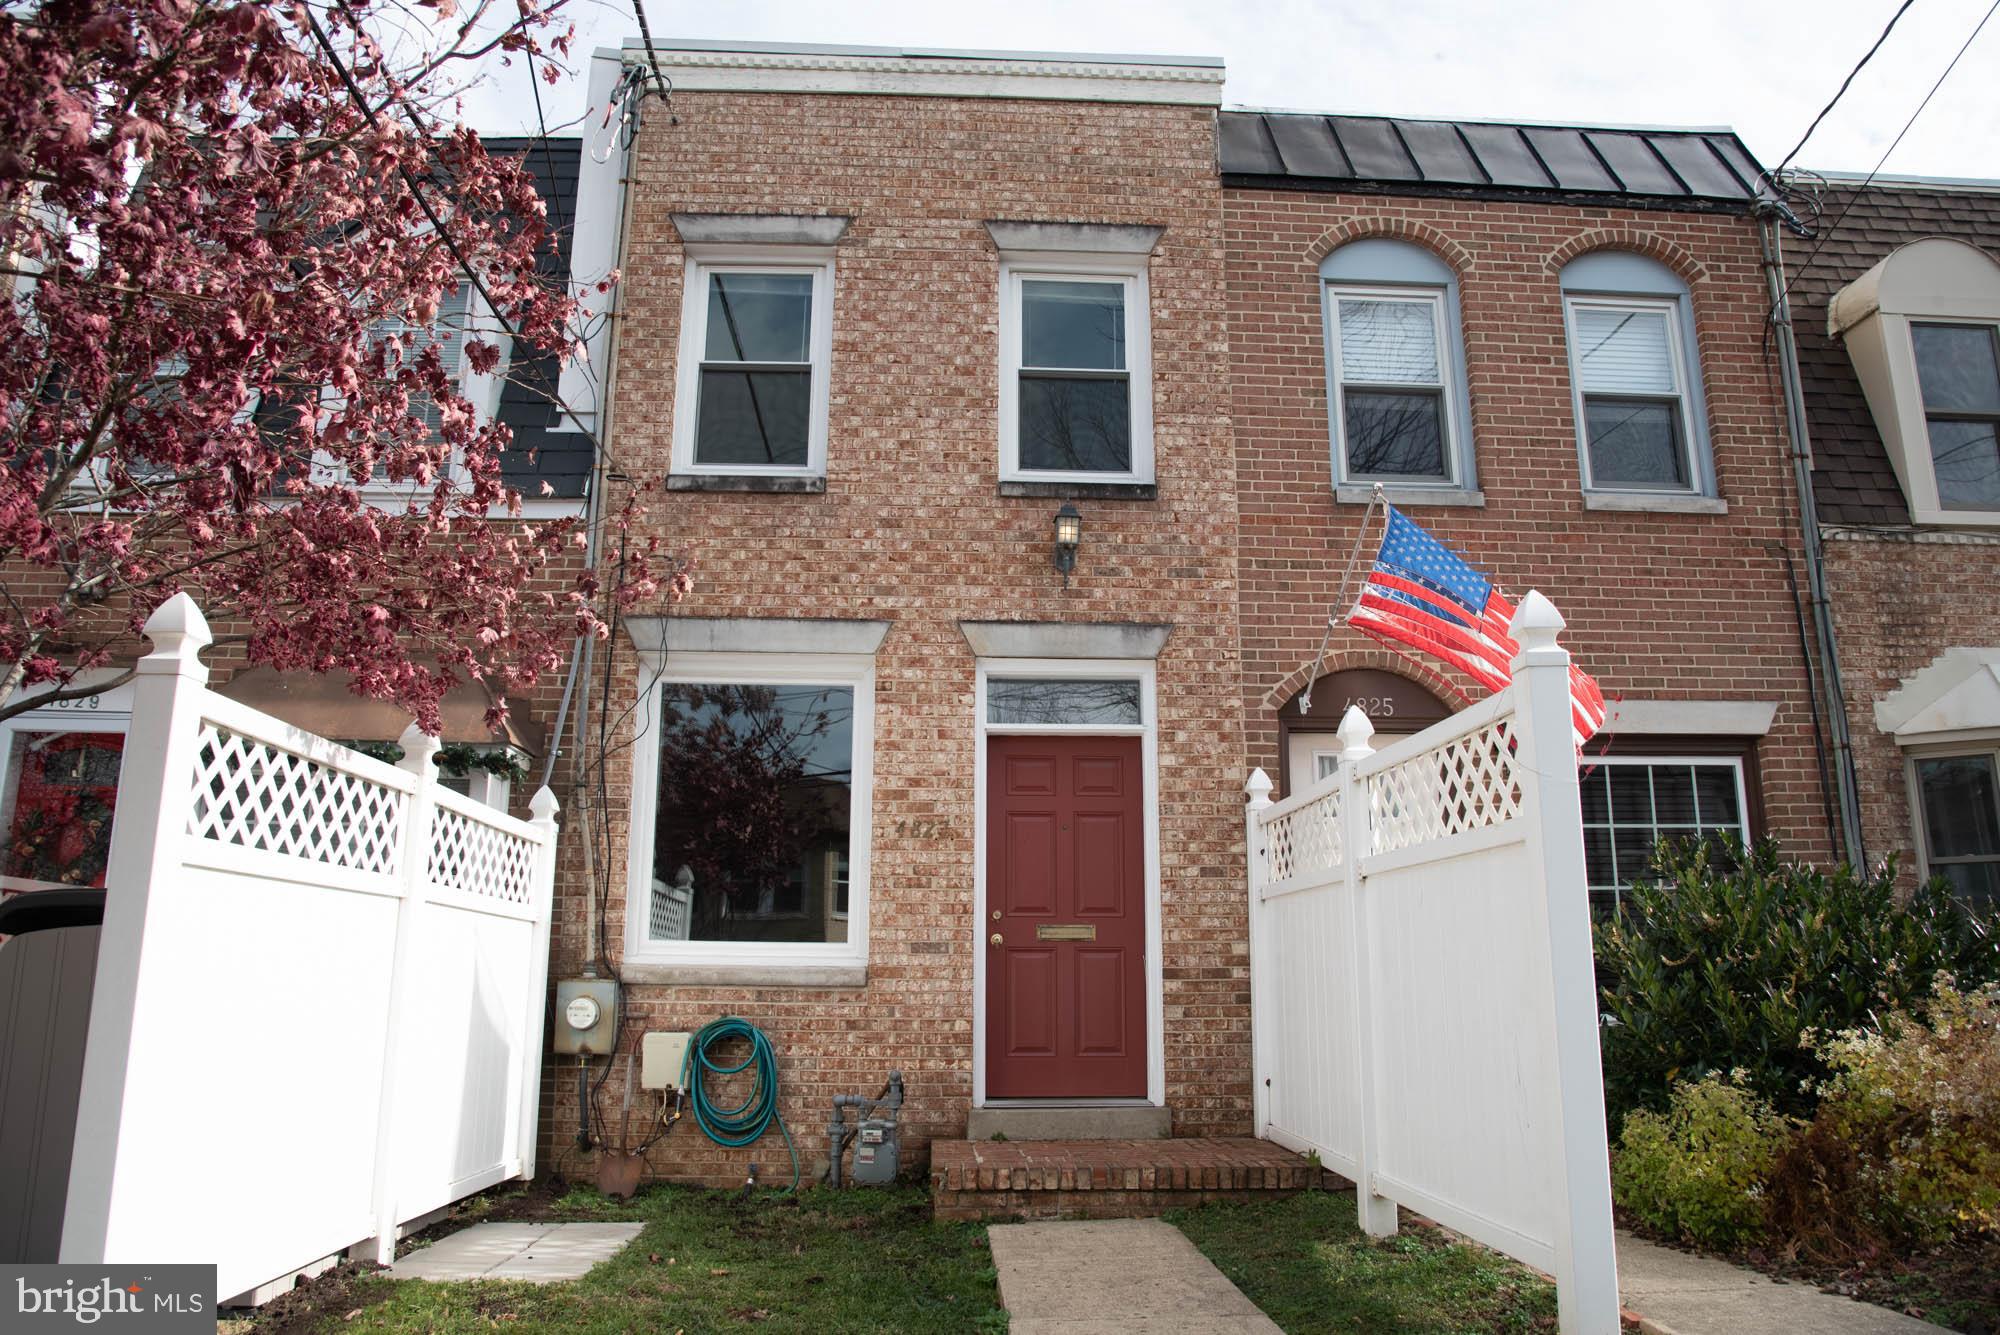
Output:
[1874, 646, 2000, 741]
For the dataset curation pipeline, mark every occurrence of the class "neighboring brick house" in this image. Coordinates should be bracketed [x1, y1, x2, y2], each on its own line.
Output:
[1784, 176, 2000, 907]
[1218, 111, 1840, 910]
[0, 137, 593, 898]
[551, 42, 1247, 1181]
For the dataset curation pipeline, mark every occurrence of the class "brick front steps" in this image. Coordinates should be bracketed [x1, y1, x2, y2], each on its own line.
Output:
[930, 1137, 1336, 1221]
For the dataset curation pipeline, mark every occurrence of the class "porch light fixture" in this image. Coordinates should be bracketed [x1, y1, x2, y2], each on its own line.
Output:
[1052, 504, 1082, 587]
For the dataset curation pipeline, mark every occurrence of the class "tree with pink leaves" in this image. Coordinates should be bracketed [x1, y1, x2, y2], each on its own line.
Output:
[0, 0, 676, 735]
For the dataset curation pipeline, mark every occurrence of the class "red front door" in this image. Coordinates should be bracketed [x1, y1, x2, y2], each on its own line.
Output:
[985, 735, 1146, 1099]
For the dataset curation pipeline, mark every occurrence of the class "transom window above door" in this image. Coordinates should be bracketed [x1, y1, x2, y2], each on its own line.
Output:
[987, 677, 1142, 727]
[1319, 239, 1477, 496]
[998, 254, 1155, 486]
[671, 247, 836, 480]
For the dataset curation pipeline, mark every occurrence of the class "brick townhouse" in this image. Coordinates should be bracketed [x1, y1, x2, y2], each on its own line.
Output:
[1218, 111, 1838, 911]
[1783, 175, 2000, 907]
[549, 37, 1850, 1186]
[549, 41, 1250, 1180]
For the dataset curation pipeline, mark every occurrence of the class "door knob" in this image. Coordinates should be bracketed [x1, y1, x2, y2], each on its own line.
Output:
[989, 933, 1003, 947]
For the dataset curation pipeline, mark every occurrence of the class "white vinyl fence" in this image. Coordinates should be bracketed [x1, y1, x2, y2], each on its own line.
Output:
[1245, 592, 1618, 1334]
[58, 595, 559, 1303]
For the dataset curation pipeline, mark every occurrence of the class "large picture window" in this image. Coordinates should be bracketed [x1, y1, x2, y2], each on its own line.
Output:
[1580, 757, 1747, 915]
[626, 648, 873, 969]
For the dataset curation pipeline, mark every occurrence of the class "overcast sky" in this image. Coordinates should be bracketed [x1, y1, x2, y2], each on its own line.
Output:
[461, 0, 2000, 181]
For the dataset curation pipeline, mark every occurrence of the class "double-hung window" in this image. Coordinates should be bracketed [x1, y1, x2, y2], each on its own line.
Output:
[1328, 288, 1456, 482]
[1320, 239, 1475, 495]
[1559, 252, 1716, 502]
[998, 254, 1154, 485]
[1579, 756, 1748, 915]
[1912, 750, 2000, 910]
[1564, 297, 1696, 490]
[1910, 322, 2000, 512]
[373, 282, 472, 441]
[672, 251, 834, 478]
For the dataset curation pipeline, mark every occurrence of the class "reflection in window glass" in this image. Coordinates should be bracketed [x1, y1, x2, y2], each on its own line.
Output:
[0, 731, 125, 891]
[1912, 323, 2000, 511]
[1332, 294, 1450, 481]
[651, 683, 852, 943]
[1568, 300, 1694, 492]
[694, 271, 814, 468]
[1017, 279, 1131, 474]
[1578, 760, 1745, 916]
[1914, 753, 2000, 911]
[988, 679, 1141, 726]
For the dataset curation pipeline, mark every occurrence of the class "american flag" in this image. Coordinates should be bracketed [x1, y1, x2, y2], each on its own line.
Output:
[1346, 506, 1607, 745]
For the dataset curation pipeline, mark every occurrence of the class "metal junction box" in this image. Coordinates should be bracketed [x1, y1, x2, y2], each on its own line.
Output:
[553, 977, 619, 1056]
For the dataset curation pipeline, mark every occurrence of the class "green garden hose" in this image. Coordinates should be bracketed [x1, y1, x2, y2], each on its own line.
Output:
[680, 1016, 799, 1192]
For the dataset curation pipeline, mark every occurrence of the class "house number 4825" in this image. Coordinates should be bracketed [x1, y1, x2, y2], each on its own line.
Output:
[1345, 696, 1396, 717]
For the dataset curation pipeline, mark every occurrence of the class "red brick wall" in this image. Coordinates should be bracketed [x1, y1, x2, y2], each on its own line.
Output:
[1224, 191, 1836, 855]
[548, 90, 1247, 1184]
[1823, 534, 2000, 881]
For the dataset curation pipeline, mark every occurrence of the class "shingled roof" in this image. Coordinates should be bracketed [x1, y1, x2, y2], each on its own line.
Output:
[1219, 110, 1767, 211]
[484, 135, 590, 500]
[1783, 179, 2000, 526]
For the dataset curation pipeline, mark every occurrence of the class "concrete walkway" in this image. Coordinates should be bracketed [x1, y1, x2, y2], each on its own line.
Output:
[385, 1222, 644, 1283]
[1618, 1232, 1946, 1335]
[988, 1218, 1280, 1334]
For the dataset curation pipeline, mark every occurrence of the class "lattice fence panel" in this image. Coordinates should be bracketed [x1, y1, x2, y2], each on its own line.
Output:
[186, 724, 407, 874]
[1263, 785, 1343, 885]
[1367, 715, 1522, 855]
[428, 804, 538, 906]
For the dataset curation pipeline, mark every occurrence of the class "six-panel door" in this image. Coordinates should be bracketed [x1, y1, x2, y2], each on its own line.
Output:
[985, 735, 1146, 1099]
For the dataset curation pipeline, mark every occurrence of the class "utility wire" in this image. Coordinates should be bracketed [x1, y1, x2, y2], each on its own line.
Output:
[630, 0, 673, 98]
[1779, 0, 2000, 300]
[1770, 0, 1918, 180]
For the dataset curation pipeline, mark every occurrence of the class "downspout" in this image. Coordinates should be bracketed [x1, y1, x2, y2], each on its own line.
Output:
[544, 63, 651, 970]
[1754, 201, 1868, 869]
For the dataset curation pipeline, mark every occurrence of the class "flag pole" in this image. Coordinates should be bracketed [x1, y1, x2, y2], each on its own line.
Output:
[1299, 483, 1386, 714]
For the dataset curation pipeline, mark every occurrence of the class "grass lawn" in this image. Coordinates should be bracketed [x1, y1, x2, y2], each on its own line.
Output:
[247, 1183, 1005, 1335]
[246, 1183, 1566, 1334]
[1172, 1191, 1562, 1334]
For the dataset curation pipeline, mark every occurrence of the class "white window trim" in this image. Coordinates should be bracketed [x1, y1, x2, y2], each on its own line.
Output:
[622, 647, 873, 971]
[997, 252, 1155, 486]
[1903, 740, 2000, 890]
[971, 656, 1164, 1109]
[1563, 294, 1705, 496]
[0, 678, 134, 896]
[670, 243, 836, 479]
[1580, 754, 1751, 897]
[1324, 283, 1464, 488]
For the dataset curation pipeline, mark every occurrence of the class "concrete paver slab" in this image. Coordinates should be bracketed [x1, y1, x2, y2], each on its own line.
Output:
[1618, 1232, 1945, 1334]
[386, 1222, 644, 1283]
[989, 1218, 1280, 1334]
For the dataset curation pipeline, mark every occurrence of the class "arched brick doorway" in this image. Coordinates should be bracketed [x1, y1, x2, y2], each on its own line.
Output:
[1277, 668, 1450, 797]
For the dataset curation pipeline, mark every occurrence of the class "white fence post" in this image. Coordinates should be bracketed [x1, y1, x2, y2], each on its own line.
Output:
[60, 595, 213, 1266]
[358, 722, 440, 1266]
[1243, 768, 1274, 1136]
[517, 786, 560, 1180]
[1336, 705, 1396, 1236]
[1508, 591, 1620, 1335]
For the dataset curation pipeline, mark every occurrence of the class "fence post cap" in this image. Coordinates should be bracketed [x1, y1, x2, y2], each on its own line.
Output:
[1507, 589, 1567, 659]
[529, 786, 560, 822]
[1337, 704, 1375, 755]
[141, 592, 212, 660]
[396, 721, 441, 773]
[1244, 767, 1273, 807]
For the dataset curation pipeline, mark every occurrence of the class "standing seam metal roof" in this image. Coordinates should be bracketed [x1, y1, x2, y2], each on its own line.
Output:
[1219, 110, 1767, 207]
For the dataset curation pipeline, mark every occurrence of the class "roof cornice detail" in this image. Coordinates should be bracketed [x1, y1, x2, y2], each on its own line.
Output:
[613, 43, 1224, 105]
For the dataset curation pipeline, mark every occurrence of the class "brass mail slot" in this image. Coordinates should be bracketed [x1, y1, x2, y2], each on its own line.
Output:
[1036, 923, 1097, 941]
